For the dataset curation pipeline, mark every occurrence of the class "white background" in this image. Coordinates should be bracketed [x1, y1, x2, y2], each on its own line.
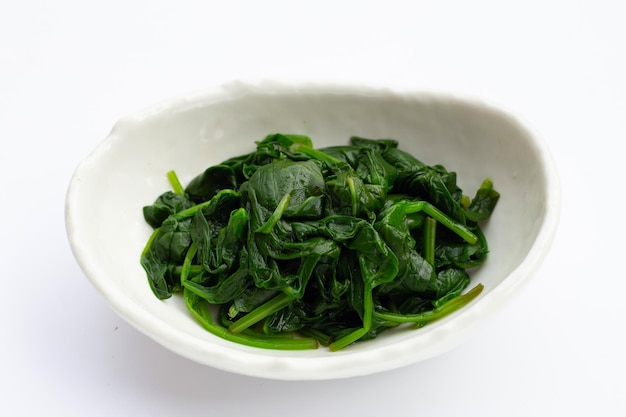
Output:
[1, 1, 624, 416]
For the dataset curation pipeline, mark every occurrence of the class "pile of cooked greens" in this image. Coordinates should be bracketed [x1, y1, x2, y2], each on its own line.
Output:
[141, 134, 499, 351]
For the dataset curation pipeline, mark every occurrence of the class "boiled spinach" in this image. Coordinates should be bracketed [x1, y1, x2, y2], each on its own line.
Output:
[141, 134, 499, 351]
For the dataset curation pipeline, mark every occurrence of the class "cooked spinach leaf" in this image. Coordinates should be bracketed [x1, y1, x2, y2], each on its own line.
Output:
[141, 134, 499, 350]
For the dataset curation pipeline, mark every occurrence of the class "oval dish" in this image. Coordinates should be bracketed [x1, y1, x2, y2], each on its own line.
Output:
[65, 81, 560, 380]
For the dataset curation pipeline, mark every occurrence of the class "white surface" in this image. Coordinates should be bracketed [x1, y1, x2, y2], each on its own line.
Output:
[1, 0, 623, 414]
[66, 83, 559, 379]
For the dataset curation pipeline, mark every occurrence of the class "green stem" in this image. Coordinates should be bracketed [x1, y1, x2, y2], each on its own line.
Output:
[229, 292, 295, 334]
[255, 193, 291, 234]
[184, 290, 317, 350]
[422, 203, 477, 244]
[405, 201, 477, 244]
[374, 283, 484, 325]
[329, 284, 374, 351]
[423, 216, 437, 267]
[453, 227, 489, 269]
[167, 170, 185, 196]
[173, 189, 240, 220]
[347, 177, 358, 217]
[141, 227, 161, 258]
[172, 265, 204, 277]
[291, 143, 345, 166]
[298, 327, 333, 346]
[180, 243, 198, 284]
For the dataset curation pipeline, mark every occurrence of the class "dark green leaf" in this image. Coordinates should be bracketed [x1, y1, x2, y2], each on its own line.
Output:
[143, 191, 194, 228]
[185, 165, 237, 203]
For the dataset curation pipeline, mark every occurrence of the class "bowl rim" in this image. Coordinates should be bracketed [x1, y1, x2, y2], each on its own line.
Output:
[65, 79, 561, 380]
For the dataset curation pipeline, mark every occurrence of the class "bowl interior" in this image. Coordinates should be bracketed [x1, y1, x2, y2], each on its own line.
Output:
[66, 83, 557, 380]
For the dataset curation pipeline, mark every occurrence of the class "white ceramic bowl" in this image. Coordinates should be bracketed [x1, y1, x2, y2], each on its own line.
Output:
[65, 80, 560, 380]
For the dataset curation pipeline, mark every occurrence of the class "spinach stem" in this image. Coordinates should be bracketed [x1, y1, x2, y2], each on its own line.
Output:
[255, 193, 291, 234]
[329, 284, 374, 351]
[141, 227, 161, 258]
[291, 143, 345, 166]
[422, 203, 476, 244]
[406, 201, 477, 244]
[173, 189, 240, 220]
[423, 217, 437, 267]
[347, 177, 358, 217]
[173, 265, 204, 277]
[374, 283, 484, 325]
[229, 292, 295, 334]
[298, 327, 332, 346]
[167, 170, 185, 196]
[185, 290, 317, 350]
[180, 243, 198, 284]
